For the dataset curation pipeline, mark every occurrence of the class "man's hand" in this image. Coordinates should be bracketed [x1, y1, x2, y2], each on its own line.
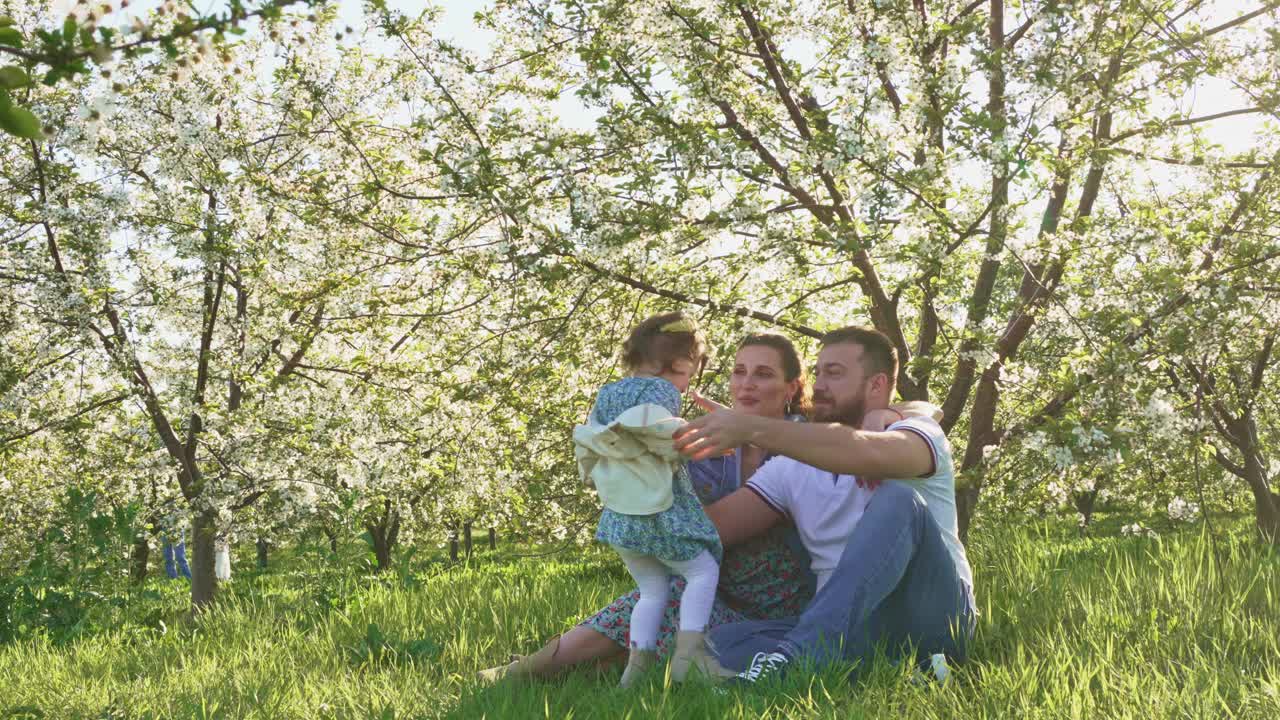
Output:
[673, 408, 760, 461]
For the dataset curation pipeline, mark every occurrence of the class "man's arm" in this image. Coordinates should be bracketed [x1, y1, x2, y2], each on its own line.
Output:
[674, 412, 933, 479]
[706, 487, 784, 548]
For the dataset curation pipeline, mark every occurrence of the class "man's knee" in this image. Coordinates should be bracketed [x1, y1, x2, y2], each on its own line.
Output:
[707, 622, 754, 672]
[708, 621, 766, 651]
[707, 623, 735, 650]
[708, 620, 796, 671]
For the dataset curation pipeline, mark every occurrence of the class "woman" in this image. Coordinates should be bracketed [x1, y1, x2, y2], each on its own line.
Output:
[480, 332, 817, 680]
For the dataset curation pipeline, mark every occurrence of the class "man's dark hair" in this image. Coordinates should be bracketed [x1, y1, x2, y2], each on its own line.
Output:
[819, 326, 898, 387]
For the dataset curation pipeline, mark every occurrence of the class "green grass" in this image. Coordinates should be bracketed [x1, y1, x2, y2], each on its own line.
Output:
[1, 521, 1278, 719]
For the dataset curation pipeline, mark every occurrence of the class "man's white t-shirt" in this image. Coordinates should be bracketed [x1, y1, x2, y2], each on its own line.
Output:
[744, 416, 973, 592]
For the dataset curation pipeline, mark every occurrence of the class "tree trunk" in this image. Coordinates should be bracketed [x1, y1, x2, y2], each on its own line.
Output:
[449, 530, 459, 562]
[1263, 493, 1280, 544]
[190, 510, 219, 611]
[1074, 489, 1099, 535]
[1243, 455, 1280, 543]
[464, 522, 473, 557]
[956, 364, 1002, 542]
[322, 525, 339, 554]
[256, 538, 269, 569]
[488, 527, 496, 551]
[130, 534, 150, 584]
[367, 523, 393, 572]
[941, 0, 1008, 432]
[1212, 414, 1279, 546]
[366, 501, 402, 572]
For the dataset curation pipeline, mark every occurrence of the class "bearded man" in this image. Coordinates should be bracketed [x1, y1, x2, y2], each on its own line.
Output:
[673, 326, 975, 684]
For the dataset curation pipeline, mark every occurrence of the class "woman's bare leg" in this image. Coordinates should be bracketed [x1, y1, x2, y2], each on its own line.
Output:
[479, 624, 626, 682]
[543, 625, 626, 674]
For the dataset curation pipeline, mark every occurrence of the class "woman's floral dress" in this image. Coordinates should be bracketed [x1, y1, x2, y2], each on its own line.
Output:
[582, 437, 815, 658]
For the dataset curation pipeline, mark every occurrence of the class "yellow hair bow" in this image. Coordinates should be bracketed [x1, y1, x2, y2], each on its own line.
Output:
[659, 318, 696, 333]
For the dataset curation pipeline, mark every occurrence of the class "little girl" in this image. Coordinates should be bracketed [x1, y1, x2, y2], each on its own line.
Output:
[574, 311, 722, 687]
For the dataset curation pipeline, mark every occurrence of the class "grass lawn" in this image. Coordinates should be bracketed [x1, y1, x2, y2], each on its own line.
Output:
[1, 518, 1277, 719]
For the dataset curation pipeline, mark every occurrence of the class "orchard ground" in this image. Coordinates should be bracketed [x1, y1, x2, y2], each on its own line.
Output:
[1, 515, 1277, 719]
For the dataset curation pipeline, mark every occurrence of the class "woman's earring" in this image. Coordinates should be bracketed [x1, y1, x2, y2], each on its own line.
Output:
[784, 400, 792, 415]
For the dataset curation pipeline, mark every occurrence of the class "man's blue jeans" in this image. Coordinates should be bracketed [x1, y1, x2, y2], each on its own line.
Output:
[709, 482, 975, 673]
[163, 541, 191, 580]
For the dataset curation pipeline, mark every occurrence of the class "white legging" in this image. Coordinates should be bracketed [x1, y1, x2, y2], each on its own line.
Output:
[615, 547, 720, 650]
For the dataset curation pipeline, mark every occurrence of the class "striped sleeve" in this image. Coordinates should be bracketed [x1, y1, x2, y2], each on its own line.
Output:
[887, 417, 943, 479]
[743, 455, 792, 518]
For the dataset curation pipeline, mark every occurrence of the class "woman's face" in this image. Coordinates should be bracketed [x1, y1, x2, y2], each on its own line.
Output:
[730, 344, 799, 418]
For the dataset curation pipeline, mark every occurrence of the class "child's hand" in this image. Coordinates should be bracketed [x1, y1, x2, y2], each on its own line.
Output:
[860, 408, 903, 433]
[690, 390, 728, 413]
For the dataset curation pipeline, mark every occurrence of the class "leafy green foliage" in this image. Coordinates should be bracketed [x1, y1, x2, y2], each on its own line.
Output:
[0, 2, 325, 138]
[0, 489, 140, 644]
[0, 86, 39, 138]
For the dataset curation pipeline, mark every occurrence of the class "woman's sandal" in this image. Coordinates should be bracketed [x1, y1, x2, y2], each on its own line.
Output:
[476, 634, 562, 683]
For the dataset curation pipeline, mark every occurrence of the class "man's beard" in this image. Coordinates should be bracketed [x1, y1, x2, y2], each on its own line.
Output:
[812, 391, 866, 427]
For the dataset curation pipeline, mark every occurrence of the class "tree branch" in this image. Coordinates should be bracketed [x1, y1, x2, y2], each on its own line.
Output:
[1182, 2, 1280, 45]
[0, 0, 312, 65]
[1247, 333, 1276, 405]
[0, 393, 128, 447]
[559, 252, 822, 340]
[272, 302, 327, 386]
[185, 181, 228, 465]
[1110, 146, 1273, 169]
[28, 136, 198, 497]
[1109, 107, 1263, 144]
[737, 2, 811, 141]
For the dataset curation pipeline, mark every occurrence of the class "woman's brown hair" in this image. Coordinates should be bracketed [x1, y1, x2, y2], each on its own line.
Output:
[738, 332, 811, 417]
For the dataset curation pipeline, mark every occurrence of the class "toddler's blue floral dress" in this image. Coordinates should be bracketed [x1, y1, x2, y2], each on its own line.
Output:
[592, 376, 722, 563]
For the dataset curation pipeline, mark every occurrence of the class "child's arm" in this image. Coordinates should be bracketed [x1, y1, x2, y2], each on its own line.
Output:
[861, 410, 898, 433]
[690, 390, 726, 413]
[889, 400, 943, 422]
